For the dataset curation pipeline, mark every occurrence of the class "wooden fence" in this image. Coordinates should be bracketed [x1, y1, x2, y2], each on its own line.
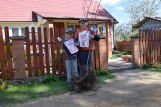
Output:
[115, 39, 132, 51]
[139, 29, 161, 64]
[0, 26, 100, 80]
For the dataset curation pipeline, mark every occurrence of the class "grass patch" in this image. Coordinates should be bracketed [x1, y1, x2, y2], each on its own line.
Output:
[0, 70, 116, 106]
[110, 55, 118, 59]
[95, 69, 116, 83]
[112, 50, 132, 55]
[0, 80, 68, 107]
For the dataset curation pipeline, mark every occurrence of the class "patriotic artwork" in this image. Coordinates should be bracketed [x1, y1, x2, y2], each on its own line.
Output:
[64, 39, 78, 54]
[78, 31, 90, 47]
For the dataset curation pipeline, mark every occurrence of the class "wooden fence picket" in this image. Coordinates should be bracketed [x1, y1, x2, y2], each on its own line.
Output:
[26, 27, 32, 77]
[4, 27, 13, 80]
[50, 28, 56, 74]
[0, 26, 6, 80]
[44, 27, 50, 74]
[38, 27, 44, 76]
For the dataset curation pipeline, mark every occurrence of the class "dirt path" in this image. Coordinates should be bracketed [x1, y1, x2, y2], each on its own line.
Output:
[16, 69, 161, 107]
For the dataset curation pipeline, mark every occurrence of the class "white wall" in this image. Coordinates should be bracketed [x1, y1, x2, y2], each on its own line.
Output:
[0, 22, 38, 37]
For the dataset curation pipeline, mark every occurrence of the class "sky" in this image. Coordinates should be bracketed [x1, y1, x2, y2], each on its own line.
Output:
[99, 0, 161, 25]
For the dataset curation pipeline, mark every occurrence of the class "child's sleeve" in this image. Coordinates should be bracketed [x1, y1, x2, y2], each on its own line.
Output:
[62, 42, 66, 50]
[74, 39, 80, 48]
[74, 30, 79, 40]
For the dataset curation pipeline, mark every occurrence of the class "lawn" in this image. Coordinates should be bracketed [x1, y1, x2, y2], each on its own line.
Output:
[0, 81, 68, 107]
[0, 69, 115, 107]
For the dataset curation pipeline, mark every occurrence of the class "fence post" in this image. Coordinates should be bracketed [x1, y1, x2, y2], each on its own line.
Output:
[10, 36, 27, 79]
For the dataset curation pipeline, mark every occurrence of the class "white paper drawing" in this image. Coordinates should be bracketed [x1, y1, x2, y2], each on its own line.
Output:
[78, 31, 90, 47]
[64, 39, 78, 54]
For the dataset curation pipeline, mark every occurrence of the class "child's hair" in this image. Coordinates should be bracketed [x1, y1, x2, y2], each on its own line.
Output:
[66, 28, 74, 34]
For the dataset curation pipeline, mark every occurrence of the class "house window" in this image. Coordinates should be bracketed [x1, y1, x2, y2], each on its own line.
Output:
[11, 27, 25, 36]
[67, 24, 80, 32]
[98, 24, 106, 38]
[12, 28, 19, 36]
[21, 28, 25, 36]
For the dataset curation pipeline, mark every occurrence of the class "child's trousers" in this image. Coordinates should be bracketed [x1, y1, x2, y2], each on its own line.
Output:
[65, 59, 78, 90]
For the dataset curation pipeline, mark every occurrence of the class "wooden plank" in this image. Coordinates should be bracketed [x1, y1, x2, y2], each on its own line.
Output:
[25, 27, 32, 77]
[156, 30, 159, 64]
[139, 30, 143, 64]
[38, 27, 44, 76]
[152, 30, 155, 64]
[143, 30, 146, 64]
[4, 27, 13, 80]
[153, 30, 157, 64]
[94, 41, 100, 69]
[0, 26, 6, 80]
[147, 30, 150, 64]
[60, 27, 65, 76]
[44, 27, 50, 74]
[50, 28, 56, 74]
[150, 30, 153, 64]
[145, 30, 148, 64]
[158, 30, 161, 64]
[32, 27, 38, 76]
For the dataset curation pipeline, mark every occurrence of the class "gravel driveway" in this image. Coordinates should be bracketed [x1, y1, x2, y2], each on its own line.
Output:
[16, 69, 161, 107]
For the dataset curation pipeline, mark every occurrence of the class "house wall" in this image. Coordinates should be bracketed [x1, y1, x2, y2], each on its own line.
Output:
[0, 22, 38, 37]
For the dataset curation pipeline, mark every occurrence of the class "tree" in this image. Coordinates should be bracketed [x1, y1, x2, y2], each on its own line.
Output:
[114, 24, 132, 42]
[124, 0, 161, 25]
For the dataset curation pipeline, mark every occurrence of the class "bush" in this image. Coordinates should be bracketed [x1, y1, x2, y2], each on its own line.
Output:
[155, 64, 161, 69]
[123, 49, 132, 55]
[141, 64, 152, 69]
[43, 74, 60, 83]
[0, 80, 7, 90]
[95, 69, 111, 76]
[110, 55, 118, 59]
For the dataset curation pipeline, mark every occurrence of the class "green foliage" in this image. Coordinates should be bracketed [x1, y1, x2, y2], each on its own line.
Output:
[43, 74, 60, 83]
[112, 50, 124, 54]
[155, 64, 161, 69]
[141, 64, 152, 69]
[132, 64, 140, 69]
[110, 55, 118, 59]
[95, 69, 111, 76]
[0, 80, 7, 90]
[95, 69, 115, 83]
[0, 81, 68, 106]
[112, 50, 132, 55]
[122, 49, 132, 55]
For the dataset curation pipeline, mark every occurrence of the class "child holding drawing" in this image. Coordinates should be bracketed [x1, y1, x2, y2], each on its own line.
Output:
[63, 28, 79, 91]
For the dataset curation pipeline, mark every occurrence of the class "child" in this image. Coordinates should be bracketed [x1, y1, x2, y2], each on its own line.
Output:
[63, 28, 79, 91]
[75, 18, 96, 72]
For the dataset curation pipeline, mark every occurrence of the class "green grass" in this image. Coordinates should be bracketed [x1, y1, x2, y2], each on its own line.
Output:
[112, 50, 132, 55]
[0, 70, 116, 107]
[95, 69, 116, 83]
[97, 75, 116, 83]
[0, 81, 68, 107]
[142, 64, 161, 76]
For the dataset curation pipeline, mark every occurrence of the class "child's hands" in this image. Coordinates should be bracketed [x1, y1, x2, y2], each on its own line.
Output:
[89, 34, 94, 39]
[62, 50, 65, 54]
[74, 42, 79, 46]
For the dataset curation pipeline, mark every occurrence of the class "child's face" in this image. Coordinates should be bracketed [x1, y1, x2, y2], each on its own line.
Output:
[65, 33, 73, 40]
[80, 21, 88, 28]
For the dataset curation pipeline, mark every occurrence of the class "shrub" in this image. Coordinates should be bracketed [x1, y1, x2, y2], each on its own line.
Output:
[155, 64, 161, 69]
[43, 74, 60, 83]
[95, 69, 111, 76]
[110, 55, 118, 59]
[123, 49, 132, 55]
[141, 64, 152, 69]
[0, 79, 7, 90]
